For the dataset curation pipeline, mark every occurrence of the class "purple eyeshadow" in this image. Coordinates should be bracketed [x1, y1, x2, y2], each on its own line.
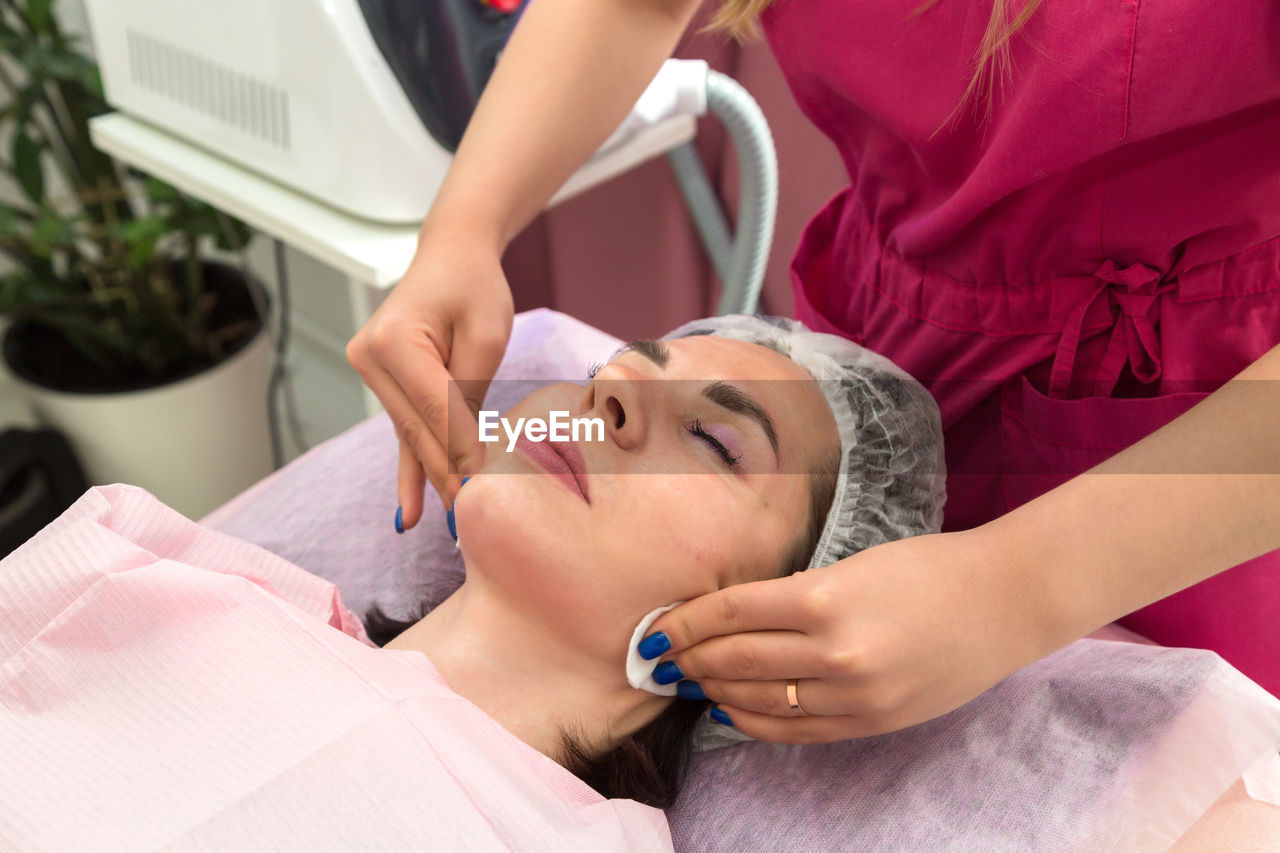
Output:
[703, 424, 743, 462]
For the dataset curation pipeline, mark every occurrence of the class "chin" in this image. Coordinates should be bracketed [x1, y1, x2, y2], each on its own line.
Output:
[455, 477, 592, 594]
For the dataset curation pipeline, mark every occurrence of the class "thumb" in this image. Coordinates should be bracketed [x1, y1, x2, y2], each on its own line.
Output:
[646, 573, 809, 656]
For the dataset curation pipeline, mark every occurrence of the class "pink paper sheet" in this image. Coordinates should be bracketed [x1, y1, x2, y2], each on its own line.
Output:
[0, 484, 671, 851]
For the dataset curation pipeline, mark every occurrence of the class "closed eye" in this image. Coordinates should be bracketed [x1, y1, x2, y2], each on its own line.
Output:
[689, 419, 741, 468]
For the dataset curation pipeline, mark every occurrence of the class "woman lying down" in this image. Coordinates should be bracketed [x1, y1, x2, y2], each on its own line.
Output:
[1, 316, 1277, 850]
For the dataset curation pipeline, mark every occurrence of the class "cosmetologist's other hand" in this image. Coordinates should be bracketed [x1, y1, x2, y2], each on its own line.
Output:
[346, 229, 513, 526]
[641, 525, 1068, 742]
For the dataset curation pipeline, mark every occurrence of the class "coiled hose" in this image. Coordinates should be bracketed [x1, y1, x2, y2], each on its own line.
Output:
[665, 71, 778, 316]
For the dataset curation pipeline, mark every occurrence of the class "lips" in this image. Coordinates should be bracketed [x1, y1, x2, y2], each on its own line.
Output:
[515, 436, 590, 503]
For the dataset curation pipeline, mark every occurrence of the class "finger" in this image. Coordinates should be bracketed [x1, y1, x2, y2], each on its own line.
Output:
[356, 359, 453, 505]
[696, 675, 850, 719]
[443, 317, 511, 474]
[709, 703, 884, 744]
[379, 334, 486, 480]
[357, 340, 464, 503]
[396, 438, 428, 529]
[668, 630, 828, 683]
[647, 573, 816, 654]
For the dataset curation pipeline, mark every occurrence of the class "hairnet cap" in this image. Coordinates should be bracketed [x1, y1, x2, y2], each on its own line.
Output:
[662, 315, 947, 571]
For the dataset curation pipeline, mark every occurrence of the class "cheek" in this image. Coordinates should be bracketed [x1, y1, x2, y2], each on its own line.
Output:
[453, 477, 585, 591]
[601, 478, 769, 597]
[454, 476, 633, 635]
[663, 480, 801, 589]
[452, 473, 797, 628]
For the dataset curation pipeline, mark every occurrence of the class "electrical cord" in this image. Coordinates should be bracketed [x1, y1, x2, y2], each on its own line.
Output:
[214, 213, 310, 469]
[216, 212, 272, 342]
[271, 238, 311, 459]
[213, 212, 282, 468]
[264, 240, 288, 469]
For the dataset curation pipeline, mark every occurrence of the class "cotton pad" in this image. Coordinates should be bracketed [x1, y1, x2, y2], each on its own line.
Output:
[626, 602, 684, 695]
[626, 600, 757, 751]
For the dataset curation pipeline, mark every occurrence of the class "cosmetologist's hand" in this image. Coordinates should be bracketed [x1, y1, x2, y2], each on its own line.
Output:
[346, 229, 513, 526]
[642, 525, 1068, 742]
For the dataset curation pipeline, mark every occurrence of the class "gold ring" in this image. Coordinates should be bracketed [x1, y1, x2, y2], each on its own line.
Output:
[787, 678, 807, 716]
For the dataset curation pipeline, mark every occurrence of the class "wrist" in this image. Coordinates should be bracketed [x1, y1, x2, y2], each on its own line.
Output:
[971, 505, 1098, 656]
[416, 213, 508, 268]
[419, 192, 512, 258]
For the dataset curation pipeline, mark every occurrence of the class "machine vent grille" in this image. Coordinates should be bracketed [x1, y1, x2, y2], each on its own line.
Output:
[126, 30, 291, 150]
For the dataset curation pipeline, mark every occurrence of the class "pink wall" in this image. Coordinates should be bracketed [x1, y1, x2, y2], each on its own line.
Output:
[501, 16, 848, 342]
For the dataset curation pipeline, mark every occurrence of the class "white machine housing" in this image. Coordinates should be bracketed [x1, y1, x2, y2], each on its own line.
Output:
[82, 0, 705, 225]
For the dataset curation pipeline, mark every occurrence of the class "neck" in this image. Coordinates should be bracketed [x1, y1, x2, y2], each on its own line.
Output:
[385, 575, 672, 764]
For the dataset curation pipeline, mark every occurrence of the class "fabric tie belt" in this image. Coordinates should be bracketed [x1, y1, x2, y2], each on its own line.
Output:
[1049, 259, 1176, 399]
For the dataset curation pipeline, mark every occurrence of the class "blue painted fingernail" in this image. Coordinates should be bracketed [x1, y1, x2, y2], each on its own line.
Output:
[652, 661, 683, 685]
[637, 632, 671, 660]
[445, 477, 470, 541]
[395, 506, 404, 535]
[677, 681, 706, 701]
[710, 707, 734, 727]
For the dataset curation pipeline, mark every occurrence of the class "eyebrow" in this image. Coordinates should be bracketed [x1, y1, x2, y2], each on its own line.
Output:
[621, 339, 780, 463]
[621, 339, 670, 368]
[702, 380, 780, 463]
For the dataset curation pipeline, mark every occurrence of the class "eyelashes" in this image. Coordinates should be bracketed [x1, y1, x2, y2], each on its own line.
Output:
[587, 361, 604, 380]
[689, 419, 742, 468]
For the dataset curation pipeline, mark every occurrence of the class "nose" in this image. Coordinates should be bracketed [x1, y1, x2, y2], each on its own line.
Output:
[585, 361, 649, 451]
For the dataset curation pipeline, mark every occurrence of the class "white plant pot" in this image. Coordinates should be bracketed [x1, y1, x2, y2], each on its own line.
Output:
[5, 326, 275, 520]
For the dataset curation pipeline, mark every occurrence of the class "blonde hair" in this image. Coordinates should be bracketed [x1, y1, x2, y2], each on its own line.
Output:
[706, 0, 1047, 137]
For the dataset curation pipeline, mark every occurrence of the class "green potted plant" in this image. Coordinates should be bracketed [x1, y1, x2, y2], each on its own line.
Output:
[0, 0, 274, 518]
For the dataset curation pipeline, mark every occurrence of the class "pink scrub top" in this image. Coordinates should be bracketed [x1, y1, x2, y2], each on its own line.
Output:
[761, 0, 1280, 694]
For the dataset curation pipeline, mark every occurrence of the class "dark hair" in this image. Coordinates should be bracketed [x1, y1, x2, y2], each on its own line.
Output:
[363, 449, 840, 809]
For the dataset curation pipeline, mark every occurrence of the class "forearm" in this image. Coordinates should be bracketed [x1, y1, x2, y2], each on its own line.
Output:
[989, 342, 1280, 645]
[421, 0, 704, 251]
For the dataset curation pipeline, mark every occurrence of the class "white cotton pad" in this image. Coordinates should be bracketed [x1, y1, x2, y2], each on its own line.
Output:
[626, 602, 685, 695]
[625, 600, 757, 750]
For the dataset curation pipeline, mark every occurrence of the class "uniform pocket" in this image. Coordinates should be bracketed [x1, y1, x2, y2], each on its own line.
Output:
[998, 374, 1210, 512]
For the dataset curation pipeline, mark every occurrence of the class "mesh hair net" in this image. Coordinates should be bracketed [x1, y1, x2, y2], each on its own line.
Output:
[662, 314, 947, 571]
